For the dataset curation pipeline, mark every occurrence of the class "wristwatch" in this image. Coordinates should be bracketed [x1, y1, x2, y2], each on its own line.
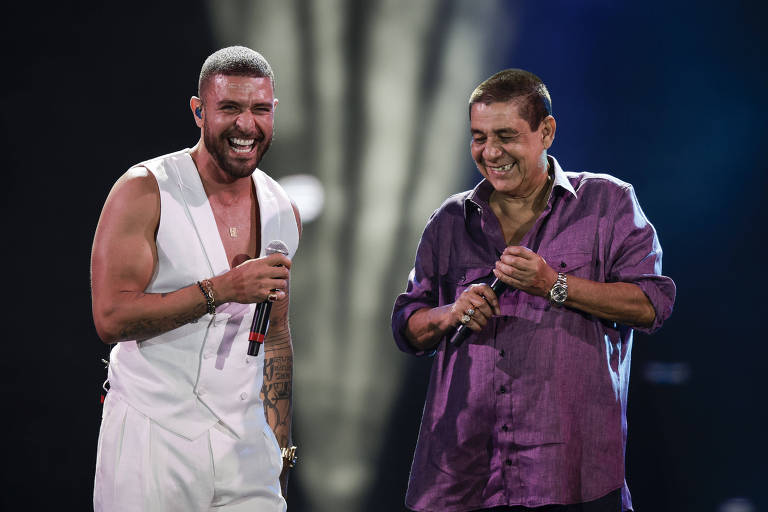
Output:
[281, 446, 298, 468]
[548, 273, 568, 306]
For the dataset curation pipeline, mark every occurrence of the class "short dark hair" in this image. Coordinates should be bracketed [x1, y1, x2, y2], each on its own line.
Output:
[469, 69, 552, 131]
[198, 46, 275, 97]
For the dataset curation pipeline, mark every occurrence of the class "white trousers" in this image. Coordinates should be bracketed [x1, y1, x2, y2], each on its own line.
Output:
[94, 392, 286, 512]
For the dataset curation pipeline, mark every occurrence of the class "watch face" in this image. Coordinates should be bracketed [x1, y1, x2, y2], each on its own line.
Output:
[551, 284, 567, 304]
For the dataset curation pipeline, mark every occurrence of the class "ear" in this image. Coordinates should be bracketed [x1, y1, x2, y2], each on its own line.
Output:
[541, 115, 556, 149]
[190, 96, 203, 128]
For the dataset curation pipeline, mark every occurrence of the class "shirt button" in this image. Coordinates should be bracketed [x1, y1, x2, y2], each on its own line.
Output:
[502, 424, 509, 432]
[499, 386, 506, 394]
[560, 261, 566, 268]
[240, 392, 248, 400]
[499, 349, 505, 357]
[505, 459, 512, 466]
[198, 388, 206, 396]
[203, 352, 213, 359]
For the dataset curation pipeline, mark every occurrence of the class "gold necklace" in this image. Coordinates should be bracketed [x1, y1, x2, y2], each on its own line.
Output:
[211, 206, 245, 238]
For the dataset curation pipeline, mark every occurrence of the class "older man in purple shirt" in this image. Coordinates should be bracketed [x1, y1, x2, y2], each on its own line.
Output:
[391, 69, 675, 512]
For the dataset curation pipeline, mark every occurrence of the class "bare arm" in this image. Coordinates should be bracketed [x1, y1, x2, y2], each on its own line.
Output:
[90, 168, 291, 344]
[494, 246, 655, 328]
[262, 296, 293, 494]
[559, 276, 654, 327]
[262, 201, 301, 497]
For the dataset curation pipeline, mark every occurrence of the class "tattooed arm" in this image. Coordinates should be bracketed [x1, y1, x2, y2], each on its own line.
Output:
[262, 273, 294, 496]
[262, 202, 301, 497]
[91, 168, 291, 344]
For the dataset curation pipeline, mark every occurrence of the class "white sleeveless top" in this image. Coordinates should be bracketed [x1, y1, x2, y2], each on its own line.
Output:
[107, 149, 299, 440]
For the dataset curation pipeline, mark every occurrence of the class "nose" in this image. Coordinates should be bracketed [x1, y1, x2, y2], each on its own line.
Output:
[482, 140, 503, 161]
[234, 111, 258, 135]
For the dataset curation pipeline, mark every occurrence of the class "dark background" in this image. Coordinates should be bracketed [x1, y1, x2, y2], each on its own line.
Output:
[1, 1, 766, 510]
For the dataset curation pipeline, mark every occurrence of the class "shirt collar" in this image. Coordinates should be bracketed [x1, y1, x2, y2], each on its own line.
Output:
[464, 154, 577, 218]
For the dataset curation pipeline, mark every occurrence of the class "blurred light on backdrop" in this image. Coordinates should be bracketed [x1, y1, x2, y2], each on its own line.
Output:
[718, 498, 756, 512]
[642, 361, 692, 385]
[205, 1, 513, 509]
[279, 174, 325, 223]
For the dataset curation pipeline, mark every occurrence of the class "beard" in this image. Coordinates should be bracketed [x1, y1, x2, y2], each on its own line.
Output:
[203, 123, 273, 179]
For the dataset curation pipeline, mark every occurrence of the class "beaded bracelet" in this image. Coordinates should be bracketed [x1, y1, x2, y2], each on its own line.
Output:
[197, 279, 216, 315]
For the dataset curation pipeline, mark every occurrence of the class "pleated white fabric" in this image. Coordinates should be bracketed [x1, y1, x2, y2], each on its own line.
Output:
[94, 393, 286, 512]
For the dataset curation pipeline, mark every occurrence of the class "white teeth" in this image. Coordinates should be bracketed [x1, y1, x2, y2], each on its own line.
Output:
[490, 163, 515, 172]
[230, 138, 255, 146]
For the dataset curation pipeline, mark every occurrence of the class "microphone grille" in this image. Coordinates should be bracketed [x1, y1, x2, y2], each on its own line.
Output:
[265, 240, 289, 256]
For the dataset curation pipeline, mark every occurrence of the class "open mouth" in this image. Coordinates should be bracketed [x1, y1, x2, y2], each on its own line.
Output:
[487, 162, 516, 173]
[228, 137, 256, 154]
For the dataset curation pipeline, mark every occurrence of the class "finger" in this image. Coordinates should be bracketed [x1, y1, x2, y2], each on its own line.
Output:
[265, 253, 292, 268]
[493, 268, 515, 288]
[466, 310, 489, 331]
[267, 289, 287, 302]
[463, 295, 492, 321]
[266, 278, 289, 292]
[503, 245, 534, 258]
[498, 255, 530, 272]
[475, 301, 494, 321]
[494, 269, 530, 292]
[468, 284, 500, 316]
[266, 267, 290, 279]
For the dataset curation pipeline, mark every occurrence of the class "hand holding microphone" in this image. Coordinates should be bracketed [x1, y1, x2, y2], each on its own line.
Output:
[449, 277, 504, 347]
[449, 246, 554, 346]
[248, 240, 290, 357]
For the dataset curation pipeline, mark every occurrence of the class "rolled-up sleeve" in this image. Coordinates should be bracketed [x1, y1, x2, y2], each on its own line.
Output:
[392, 211, 441, 356]
[607, 184, 676, 333]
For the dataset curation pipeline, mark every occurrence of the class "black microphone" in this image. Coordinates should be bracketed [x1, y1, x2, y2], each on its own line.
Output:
[248, 240, 290, 357]
[449, 275, 507, 347]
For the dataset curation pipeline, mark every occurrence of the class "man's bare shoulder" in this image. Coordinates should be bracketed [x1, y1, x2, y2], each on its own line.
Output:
[99, 166, 161, 232]
[113, 165, 159, 195]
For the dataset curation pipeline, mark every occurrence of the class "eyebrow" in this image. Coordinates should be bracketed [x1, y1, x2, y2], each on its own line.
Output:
[470, 128, 521, 136]
[215, 99, 273, 108]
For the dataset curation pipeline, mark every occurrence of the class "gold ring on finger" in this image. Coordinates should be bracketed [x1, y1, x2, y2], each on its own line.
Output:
[461, 314, 471, 325]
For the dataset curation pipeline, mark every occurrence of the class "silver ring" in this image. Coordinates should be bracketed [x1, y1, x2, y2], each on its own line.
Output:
[466, 308, 475, 317]
[461, 314, 471, 325]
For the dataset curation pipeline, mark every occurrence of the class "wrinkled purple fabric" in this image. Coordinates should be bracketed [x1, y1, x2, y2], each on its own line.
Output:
[392, 157, 675, 512]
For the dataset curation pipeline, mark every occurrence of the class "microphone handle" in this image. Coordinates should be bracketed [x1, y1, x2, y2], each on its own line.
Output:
[246, 240, 289, 357]
[248, 301, 273, 356]
[449, 276, 507, 347]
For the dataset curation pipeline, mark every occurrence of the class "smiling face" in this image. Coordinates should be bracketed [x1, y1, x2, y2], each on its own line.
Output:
[470, 100, 555, 198]
[199, 74, 276, 180]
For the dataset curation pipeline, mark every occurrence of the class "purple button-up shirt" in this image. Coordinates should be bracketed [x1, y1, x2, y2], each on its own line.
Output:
[392, 156, 675, 512]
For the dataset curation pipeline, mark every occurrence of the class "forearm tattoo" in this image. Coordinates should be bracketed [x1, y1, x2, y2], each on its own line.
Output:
[116, 291, 207, 342]
[262, 326, 293, 446]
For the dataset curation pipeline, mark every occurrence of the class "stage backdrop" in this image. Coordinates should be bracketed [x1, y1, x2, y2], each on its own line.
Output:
[0, 1, 765, 511]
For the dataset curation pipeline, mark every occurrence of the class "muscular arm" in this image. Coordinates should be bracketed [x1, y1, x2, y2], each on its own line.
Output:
[90, 168, 208, 343]
[263, 201, 301, 496]
[91, 168, 291, 344]
[261, 296, 293, 488]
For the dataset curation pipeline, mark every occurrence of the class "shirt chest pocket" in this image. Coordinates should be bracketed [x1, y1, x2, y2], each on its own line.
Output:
[542, 250, 595, 281]
[451, 266, 495, 302]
